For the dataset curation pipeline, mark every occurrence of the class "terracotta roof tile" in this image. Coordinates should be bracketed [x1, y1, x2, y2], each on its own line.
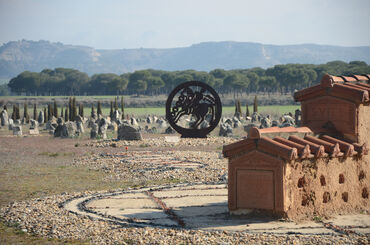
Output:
[353, 143, 369, 156]
[304, 135, 342, 157]
[352, 75, 370, 81]
[258, 136, 298, 161]
[223, 128, 368, 161]
[222, 138, 256, 158]
[248, 126, 312, 139]
[319, 135, 356, 157]
[273, 136, 312, 158]
[294, 74, 370, 104]
[288, 135, 327, 158]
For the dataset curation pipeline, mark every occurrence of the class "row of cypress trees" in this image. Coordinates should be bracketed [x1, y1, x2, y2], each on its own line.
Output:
[8, 96, 126, 123]
[235, 95, 258, 118]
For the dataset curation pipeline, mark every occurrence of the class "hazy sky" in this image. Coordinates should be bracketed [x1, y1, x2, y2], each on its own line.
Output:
[0, 0, 369, 49]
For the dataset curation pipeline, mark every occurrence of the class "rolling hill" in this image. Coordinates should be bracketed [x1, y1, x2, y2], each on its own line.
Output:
[0, 40, 369, 78]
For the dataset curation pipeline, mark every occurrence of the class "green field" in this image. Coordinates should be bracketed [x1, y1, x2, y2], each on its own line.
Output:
[3, 105, 300, 118]
[121, 105, 299, 117]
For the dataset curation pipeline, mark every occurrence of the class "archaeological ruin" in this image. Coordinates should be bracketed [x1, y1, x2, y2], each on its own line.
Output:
[223, 74, 369, 219]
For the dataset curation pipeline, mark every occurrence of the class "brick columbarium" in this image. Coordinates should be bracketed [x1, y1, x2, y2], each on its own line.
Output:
[223, 74, 369, 219]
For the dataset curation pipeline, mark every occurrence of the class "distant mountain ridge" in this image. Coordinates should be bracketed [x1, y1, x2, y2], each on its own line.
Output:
[0, 40, 369, 78]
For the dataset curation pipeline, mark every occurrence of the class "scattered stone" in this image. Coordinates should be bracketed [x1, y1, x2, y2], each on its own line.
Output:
[98, 118, 108, 139]
[112, 110, 120, 123]
[118, 124, 142, 140]
[251, 112, 260, 123]
[45, 118, 57, 130]
[130, 117, 138, 126]
[165, 136, 180, 143]
[244, 123, 258, 133]
[90, 122, 98, 139]
[61, 122, 77, 138]
[219, 173, 228, 182]
[260, 116, 272, 129]
[38, 111, 44, 124]
[272, 120, 279, 127]
[219, 123, 233, 137]
[233, 120, 242, 128]
[225, 118, 233, 126]
[107, 122, 118, 131]
[165, 126, 176, 134]
[12, 125, 22, 136]
[280, 115, 295, 127]
[158, 119, 168, 129]
[146, 116, 152, 124]
[1, 110, 9, 126]
[29, 119, 39, 135]
[8, 119, 14, 130]
[76, 121, 84, 135]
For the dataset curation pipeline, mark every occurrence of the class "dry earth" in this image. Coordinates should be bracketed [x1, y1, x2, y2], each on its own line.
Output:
[0, 130, 369, 244]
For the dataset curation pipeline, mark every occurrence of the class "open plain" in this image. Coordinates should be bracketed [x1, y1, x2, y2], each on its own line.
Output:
[0, 128, 369, 244]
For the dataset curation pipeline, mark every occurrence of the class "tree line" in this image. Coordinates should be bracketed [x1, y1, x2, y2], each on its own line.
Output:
[6, 61, 370, 96]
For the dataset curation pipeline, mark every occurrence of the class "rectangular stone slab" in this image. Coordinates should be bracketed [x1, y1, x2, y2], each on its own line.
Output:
[86, 198, 158, 209]
[163, 195, 227, 208]
[152, 188, 227, 198]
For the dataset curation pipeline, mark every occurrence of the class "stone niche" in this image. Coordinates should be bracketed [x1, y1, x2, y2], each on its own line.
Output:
[223, 74, 370, 220]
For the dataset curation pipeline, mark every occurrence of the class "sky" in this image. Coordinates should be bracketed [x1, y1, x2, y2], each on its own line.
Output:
[0, 0, 369, 49]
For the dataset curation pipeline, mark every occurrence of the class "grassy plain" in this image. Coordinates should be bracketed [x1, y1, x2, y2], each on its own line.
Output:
[3, 105, 300, 118]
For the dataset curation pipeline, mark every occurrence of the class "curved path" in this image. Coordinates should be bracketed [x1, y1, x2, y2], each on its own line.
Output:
[64, 183, 370, 235]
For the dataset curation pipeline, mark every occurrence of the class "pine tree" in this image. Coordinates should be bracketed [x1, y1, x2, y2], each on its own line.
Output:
[253, 95, 258, 113]
[121, 96, 124, 120]
[97, 101, 102, 116]
[53, 100, 58, 118]
[110, 101, 113, 118]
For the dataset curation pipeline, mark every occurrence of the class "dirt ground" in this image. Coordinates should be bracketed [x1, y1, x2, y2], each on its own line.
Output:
[0, 129, 228, 244]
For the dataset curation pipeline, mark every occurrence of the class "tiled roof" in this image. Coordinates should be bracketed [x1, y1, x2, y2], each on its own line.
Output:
[223, 127, 368, 161]
[294, 74, 370, 104]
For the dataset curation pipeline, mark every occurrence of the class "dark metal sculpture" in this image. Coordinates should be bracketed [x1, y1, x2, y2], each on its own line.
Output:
[166, 81, 222, 138]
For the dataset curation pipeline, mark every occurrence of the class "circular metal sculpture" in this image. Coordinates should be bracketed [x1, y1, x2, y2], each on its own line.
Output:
[166, 81, 222, 138]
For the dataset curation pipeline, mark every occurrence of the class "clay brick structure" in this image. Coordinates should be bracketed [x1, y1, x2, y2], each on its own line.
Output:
[223, 74, 369, 219]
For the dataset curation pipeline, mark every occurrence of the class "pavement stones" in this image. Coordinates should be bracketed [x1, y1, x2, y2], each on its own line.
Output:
[63, 183, 370, 234]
